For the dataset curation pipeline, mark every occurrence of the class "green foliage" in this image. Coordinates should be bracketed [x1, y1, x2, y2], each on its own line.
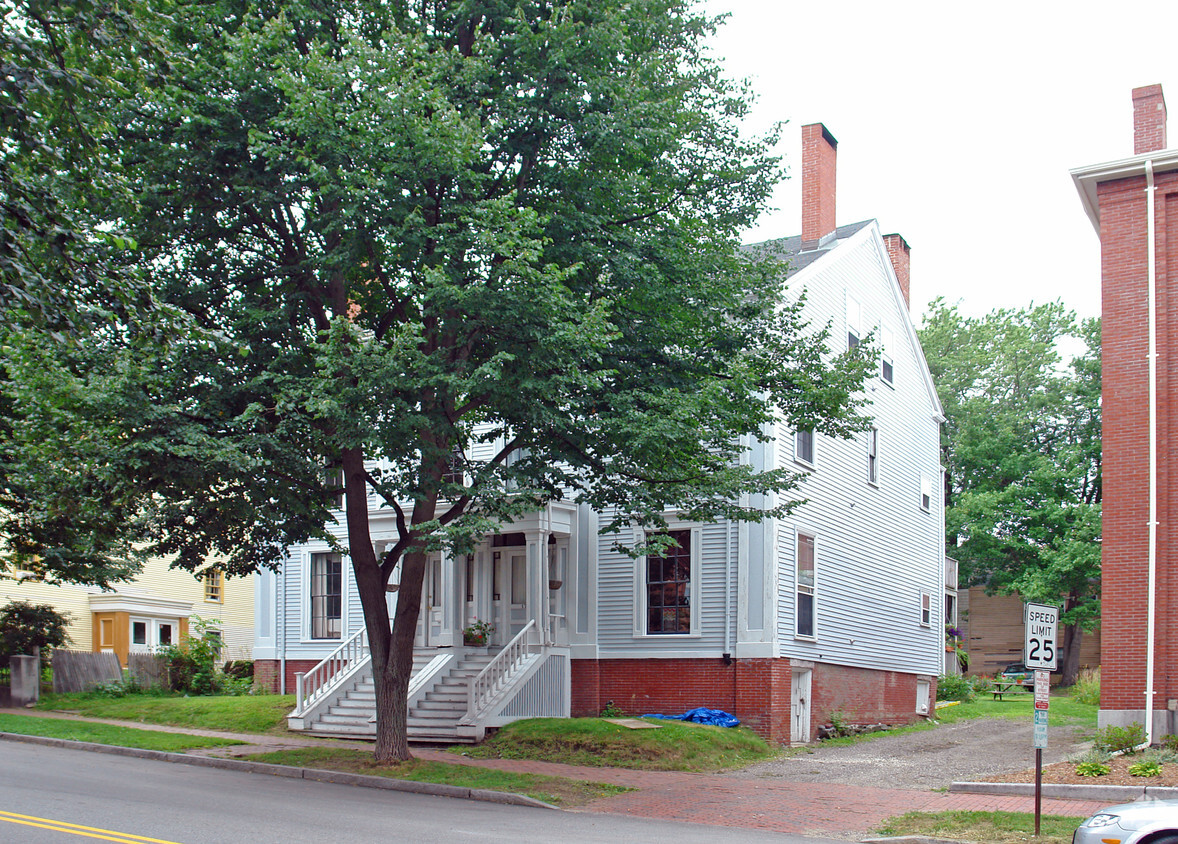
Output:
[0, 599, 70, 661]
[1160, 734, 1178, 753]
[876, 810, 1086, 844]
[1093, 722, 1147, 754]
[1075, 761, 1110, 777]
[1129, 760, 1163, 777]
[936, 674, 975, 702]
[36, 691, 295, 734]
[1070, 747, 1112, 766]
[462, 619, 493, 646]
[826, 711, 853, 737]
[1070, 667, 1100, 706]
[970, 675, 995, 694]
[157, 616, 244, 695]
[7, 0, 874, 760]
[599, 700, 625, 718]
[919, 303, 1101, 683]
[0, 713, 243, 752]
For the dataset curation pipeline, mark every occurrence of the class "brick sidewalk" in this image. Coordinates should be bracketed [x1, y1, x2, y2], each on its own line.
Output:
[416, 748, 1108, 838]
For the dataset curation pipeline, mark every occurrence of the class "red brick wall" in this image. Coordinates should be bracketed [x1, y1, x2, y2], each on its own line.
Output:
[1098, 166, 1178, 711]
[253, 659, 320, 694]
[571, 657, 930, 744]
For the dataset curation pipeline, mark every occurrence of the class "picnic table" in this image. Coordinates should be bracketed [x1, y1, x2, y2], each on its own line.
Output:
[991, 680, 1031, 700]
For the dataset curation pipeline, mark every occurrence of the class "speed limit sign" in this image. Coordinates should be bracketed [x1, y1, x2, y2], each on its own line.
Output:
[1024, 602, 1059, 670]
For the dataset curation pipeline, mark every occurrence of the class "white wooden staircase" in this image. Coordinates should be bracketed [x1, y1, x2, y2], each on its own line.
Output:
[287, 622, 570, 743]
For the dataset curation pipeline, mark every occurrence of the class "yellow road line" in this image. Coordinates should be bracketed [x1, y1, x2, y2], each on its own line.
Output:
[0, 810, 185, 843]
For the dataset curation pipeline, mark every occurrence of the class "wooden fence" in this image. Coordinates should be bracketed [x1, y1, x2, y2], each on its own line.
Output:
[52, 650, 121, 694]
[127, 653, 168, 689]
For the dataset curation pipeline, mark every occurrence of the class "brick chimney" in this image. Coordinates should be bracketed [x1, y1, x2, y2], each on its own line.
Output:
[883, 234, 911, 310]
[1133, 84, 1167, 154]
[802, 123, 837, 242]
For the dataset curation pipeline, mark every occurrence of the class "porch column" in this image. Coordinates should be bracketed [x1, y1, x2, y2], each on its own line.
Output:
[527, 529, 551, 645]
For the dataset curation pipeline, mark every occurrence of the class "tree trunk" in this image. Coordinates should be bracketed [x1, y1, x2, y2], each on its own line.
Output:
[1061, 621, 1083, 687]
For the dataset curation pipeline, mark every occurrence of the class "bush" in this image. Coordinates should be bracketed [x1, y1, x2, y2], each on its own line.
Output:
[936, 674, 975, 702]
[0, 600, 70, 662]
[1160, 734, 1178, 753]
[1071, 667, 1100, 706]
[1076, 761, 1110, 777]
[1130, 760, 1163, 777]
[158, 616, 238, 695]
[1093, 722, 1147, 754]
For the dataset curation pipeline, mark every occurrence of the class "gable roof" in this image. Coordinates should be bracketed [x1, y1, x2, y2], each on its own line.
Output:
[741, 220, 875, 277]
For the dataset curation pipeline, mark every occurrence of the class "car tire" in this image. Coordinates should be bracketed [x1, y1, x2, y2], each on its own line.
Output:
[1145, 835, 1178, 844]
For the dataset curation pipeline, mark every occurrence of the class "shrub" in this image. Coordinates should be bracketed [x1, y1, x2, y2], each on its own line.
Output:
[158, 616, 235, 695]
[1071, 667, 1100, 706]
[1129, 760, 1163, 777]
[1093, 722, 1147, 754]
[1159, 734, 1178, 753]
[936, 673, 975, 702]
[1076, 761, 1111, 777]
[828, 711, 853, 737]
[0, 600, 70, 662]
[1070, 748, 1112, 765]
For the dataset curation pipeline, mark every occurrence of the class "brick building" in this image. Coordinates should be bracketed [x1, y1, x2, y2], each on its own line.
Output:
[1073, 84, 1178, 734]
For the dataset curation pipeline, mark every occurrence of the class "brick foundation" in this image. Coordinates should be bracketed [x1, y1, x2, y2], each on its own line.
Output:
[571, 657, 932, 744]
[253, 659, 321, 695]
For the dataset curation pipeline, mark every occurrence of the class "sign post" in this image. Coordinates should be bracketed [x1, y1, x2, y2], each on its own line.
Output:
[1024, 602, 1059, 837]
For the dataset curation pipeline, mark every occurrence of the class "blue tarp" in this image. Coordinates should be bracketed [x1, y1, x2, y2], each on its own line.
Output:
[641, 707, 740, 728]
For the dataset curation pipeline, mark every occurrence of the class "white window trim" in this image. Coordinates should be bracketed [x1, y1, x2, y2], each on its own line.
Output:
[846, 292, 862, 349]
[632, 523, 703, 639]
[867, 427, 880, 487]
[794, 428, 815, 468]
[302, 547, 349, 643]
[919, 591, 932, 627]
[880, 325, 895, 387]
[920, 474, 933, 512]
[794, 529, 817, 642]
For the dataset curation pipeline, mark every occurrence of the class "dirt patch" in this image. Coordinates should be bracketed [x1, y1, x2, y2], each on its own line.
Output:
[989, 754, 1178, 787]
[734, 718, 1090, 790]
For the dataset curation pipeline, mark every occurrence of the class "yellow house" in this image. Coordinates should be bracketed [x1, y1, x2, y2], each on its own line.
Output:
[0, 558, 253, 668]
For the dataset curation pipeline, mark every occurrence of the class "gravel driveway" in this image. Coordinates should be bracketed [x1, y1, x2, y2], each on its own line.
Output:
[733, 717, 1090, 789]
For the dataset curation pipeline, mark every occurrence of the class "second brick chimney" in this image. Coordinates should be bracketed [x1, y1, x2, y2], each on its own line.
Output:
[1133, 84, 1168, 154]
[802, 123, 837, 242]
[883, 234, 911, 310]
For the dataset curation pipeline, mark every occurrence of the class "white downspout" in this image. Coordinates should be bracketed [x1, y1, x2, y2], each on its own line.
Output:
[279, 559, 287, 696]
[1145, 159, 1158, 746]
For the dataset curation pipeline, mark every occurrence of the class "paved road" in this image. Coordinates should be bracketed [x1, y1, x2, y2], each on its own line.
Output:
[0, 742, 843, 844]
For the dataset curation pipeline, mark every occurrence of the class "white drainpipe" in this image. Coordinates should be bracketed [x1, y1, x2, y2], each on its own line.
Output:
[1144, 159, 1158, 746]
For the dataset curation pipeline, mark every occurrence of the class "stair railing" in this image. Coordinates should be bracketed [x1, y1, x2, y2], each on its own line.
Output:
[293, 627, 369, 716]
[466, 619, 539, 721]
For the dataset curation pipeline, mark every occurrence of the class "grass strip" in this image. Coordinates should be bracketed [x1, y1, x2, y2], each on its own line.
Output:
[36, 693, 296, 734]
[455, 717, 774, 772]
[242, 747, 631, 807]
[877, 810, 1086, 844]
[0, 713, 244, 752]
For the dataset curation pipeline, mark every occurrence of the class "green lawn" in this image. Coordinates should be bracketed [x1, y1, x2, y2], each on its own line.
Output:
[936, 690, 1098, 729]
[877, 810, 1085, 844]
[456, 717, 775, 772]
[242, 747, 630, 807]
[35, 692, 296, 734]
[0, 712, 244, 752]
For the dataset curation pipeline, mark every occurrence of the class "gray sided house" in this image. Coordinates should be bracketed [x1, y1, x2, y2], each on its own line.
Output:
[253, 123, 946, 744]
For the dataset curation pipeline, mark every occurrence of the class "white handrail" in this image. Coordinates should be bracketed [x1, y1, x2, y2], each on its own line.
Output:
[466, 620, 538, 719]
[293, 627, 368, 716]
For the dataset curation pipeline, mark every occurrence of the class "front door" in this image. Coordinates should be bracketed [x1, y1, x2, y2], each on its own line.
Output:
[417, 555, 447, 647]
[491, 549, 528, 645]
[791, 669, 812, 745]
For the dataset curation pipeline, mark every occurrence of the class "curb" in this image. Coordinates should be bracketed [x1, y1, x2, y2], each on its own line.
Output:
[951, 781, 1178, 802]
[862, 838, 970, 844]
[0, 731, 558, 811]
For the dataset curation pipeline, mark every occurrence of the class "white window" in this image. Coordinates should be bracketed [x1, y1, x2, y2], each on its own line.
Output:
[204, 570, 223, 603]
[796, 532, 816, 639]
[795, 429, 815, 466]
[867, 427, 879, 486]
[846, 294, 862, 349]
[880, 326, 894, 385]
[920, 591, 932, 627]
[324, 467, 345, 510]
[310, 552, 342, 639]
[636, 526, 701, 637]
[920, 474, 933, 512]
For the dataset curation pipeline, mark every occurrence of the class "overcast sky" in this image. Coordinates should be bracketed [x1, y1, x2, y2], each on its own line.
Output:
[700, 0, 1178, 324]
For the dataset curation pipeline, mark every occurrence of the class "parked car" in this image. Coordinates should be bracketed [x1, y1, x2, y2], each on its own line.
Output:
[998, 661, 1034, 687]
[1074, 799, 1178, 843]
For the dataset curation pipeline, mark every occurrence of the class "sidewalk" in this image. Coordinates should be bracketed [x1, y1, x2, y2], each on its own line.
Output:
[1, 708, 1108, 840]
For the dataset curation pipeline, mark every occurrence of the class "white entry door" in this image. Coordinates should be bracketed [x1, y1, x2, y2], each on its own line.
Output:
[129, 616, 178, 653]
[791, 669, 812, 744]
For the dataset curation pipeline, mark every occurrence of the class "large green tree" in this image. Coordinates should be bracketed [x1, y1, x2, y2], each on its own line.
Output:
[920, 300, 1101, 685]
[8, 0, 872, 761]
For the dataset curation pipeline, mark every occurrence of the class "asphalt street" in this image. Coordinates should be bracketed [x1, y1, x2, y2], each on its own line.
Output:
[0, 742, 843, 843]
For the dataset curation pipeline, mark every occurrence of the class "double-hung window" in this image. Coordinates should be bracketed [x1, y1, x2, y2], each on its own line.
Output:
[645, 529, 692, 635]
[795, 428, 815, 466]
[920, 474, 933, 512]
[310, 552, 342, 639]
[880, 326, 895, 385]
[796, 532, 816, 639]
[204, 570, 223, 603]
[846, 294, 862, 349]
[920, 591, 932, 626]
[867, 427, 880, 486]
